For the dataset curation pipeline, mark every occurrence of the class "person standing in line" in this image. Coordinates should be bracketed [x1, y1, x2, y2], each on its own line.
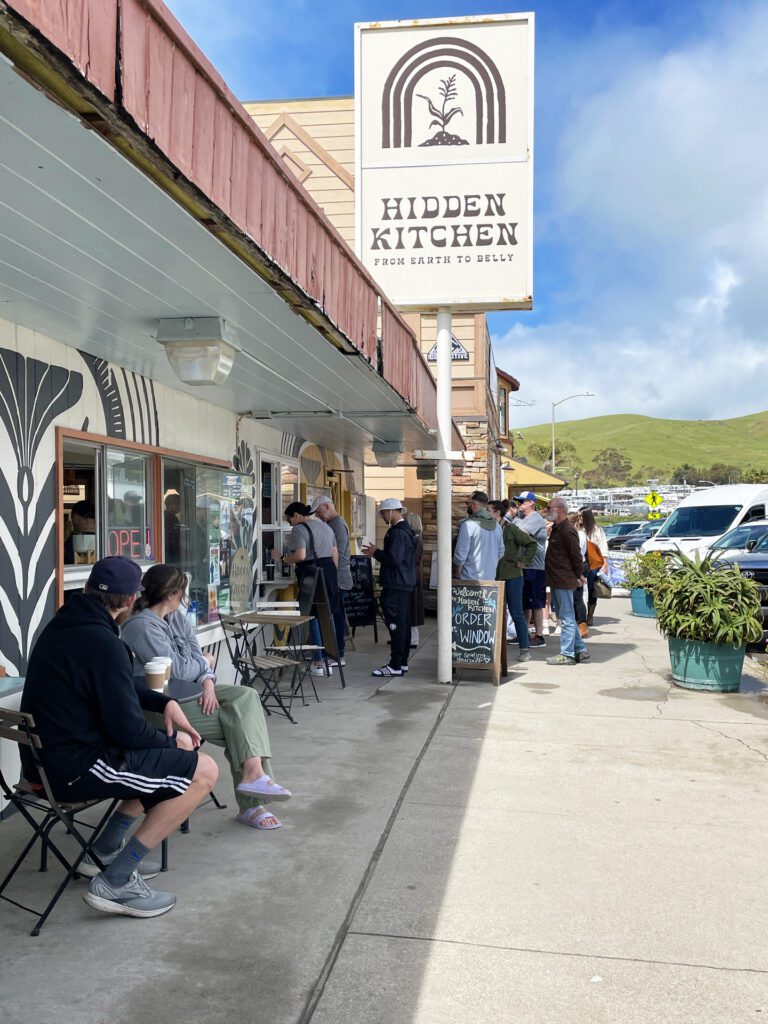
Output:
[493, 501, 538, 662]
[568, 511, 589, 638]
[310, 495, 352, 668]
[453, 491, 505, 581]
[580, 508, 609, 625]
[544, 497, 589, 665]
[404, 510, 425, 649]
[505, 492, 549, 647]
[362, 499, 416, 678]
[272, 502, 338, 677]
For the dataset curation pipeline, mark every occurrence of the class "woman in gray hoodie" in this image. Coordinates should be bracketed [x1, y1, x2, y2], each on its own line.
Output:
[121, 564, 292, 831]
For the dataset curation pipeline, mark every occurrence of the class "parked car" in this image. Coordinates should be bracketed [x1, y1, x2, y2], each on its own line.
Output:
[715, 532, 768, 652]
[620, 522, 665, 551]
[642, 485, 768, 559]
[705, 520, 768, 560]
[606, 521, 646, 549]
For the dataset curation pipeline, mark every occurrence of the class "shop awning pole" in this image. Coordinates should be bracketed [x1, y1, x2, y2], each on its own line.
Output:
[436, 308, 453, 684]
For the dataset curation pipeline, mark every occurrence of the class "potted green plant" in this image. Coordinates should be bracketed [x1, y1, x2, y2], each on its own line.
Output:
[654, 553, 763, 691]
[623, 551, 669, 618]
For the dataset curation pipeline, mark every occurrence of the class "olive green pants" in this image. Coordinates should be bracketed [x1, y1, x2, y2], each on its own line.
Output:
[146, 684, 273, 812]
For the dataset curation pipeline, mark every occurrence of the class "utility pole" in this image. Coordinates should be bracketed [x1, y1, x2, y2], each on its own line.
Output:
[436, 309, 453, 685]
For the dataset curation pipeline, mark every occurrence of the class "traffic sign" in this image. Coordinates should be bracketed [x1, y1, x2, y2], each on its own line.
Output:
[644, 490, 662, 508]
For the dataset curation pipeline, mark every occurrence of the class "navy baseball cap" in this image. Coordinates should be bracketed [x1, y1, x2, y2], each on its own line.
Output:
[87, 556, 142, 595]
[514, 491, 537, 503]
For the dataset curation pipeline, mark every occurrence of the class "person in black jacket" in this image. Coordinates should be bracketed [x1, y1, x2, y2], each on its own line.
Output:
[362, 498, 416, 677]
[21, 556, 218, 920]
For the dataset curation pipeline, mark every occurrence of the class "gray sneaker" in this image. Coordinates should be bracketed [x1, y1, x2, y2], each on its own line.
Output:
[78, 840, 161, 880]
[83, 871, 176, 918]
[518, 650, 532, 663]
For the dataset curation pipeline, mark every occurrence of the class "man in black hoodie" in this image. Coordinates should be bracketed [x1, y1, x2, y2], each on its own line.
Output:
[362, 498, 416, 677]
[21, 556, 218, 919]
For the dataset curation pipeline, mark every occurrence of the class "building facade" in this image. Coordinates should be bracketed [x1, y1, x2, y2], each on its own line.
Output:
[0, 3, 442, 681]
[244, 96, 523, 563]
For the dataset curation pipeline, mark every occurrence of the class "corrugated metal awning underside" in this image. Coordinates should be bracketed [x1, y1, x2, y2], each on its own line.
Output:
[0, 54, 435, 462]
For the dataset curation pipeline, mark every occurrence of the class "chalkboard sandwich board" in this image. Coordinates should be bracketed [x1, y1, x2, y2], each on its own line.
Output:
[451, 580, 507, 685]
[343, 555, 379, 641]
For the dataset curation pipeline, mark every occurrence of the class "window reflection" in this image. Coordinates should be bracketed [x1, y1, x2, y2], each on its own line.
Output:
[162, 462, 254, 625]
[105, 448, 152, 561]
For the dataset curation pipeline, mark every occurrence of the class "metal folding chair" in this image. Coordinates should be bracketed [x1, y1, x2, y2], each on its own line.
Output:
[220, 615, 254, 684]
[0, 706, 118, 936]
[235, 652, 301, 723]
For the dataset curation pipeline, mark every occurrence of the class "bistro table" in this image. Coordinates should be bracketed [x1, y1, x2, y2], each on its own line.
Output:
[226, 612, 323, 718]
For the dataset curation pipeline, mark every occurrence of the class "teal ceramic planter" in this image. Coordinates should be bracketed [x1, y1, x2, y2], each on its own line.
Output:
[668, 637, 746, 692]
[630, 587, 656, 618]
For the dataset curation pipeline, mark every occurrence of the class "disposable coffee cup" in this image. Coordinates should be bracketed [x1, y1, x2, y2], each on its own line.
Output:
[154, 657, 173, 682]
[144, 661, 166, 690]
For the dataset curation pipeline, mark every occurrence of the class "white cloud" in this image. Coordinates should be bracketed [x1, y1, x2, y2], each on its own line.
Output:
[494, 2, 768, 427]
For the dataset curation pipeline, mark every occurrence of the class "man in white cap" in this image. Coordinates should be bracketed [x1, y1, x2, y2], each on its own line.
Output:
[362, 499, 416, 677]
[309, 494, 352, 667]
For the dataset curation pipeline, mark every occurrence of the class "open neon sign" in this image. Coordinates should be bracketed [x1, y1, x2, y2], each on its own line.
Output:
[108, 528, 152, 561]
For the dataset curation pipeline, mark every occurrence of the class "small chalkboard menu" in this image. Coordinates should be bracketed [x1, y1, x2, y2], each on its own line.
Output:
[451, 580, 507, 686]
[343, 556, 379, 641]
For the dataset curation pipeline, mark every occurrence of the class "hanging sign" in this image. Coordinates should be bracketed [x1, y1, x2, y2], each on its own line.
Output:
[355, 14, 534, 311]
[230, 547, 252, 613]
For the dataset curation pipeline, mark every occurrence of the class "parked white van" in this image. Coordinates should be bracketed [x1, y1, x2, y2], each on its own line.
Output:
[641, 485, 768, 559]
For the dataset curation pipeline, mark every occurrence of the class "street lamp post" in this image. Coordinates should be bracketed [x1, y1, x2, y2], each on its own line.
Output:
[551, 393, 594, 476]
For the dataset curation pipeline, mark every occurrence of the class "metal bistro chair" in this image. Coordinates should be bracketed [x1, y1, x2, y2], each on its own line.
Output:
[0, 706, 119, 936]
[220, 615, 253, 686]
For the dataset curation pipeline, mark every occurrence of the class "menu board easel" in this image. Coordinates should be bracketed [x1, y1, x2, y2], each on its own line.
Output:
[451, 580, 508, 686]
[343, 555, 379, 642]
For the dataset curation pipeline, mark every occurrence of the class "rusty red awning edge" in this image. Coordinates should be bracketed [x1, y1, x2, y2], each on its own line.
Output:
[0, 0, 452, 442]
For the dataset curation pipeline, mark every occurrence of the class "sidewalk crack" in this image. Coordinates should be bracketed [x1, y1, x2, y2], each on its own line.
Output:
[636, 648, 671, 716]
[693, 720, 768, 763]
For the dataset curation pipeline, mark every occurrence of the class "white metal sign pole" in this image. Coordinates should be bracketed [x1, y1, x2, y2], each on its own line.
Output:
[436, 308, 453, 684]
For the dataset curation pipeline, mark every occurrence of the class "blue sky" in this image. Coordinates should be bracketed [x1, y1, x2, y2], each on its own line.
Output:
[165, 1, 768, 428]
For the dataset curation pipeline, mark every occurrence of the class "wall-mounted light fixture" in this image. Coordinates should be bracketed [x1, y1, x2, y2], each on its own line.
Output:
[157, 316, 240, 386]
[371, 440, 403, 468]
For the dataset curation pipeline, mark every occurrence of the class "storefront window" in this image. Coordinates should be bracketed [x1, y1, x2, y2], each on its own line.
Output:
[62, 441, 98, 568]
[281, 463, 298, 513]
[256, 456, 299, 582]
[261, 460, 278, 526]
[163, 461, 254, 626]
[351, 493, 365, 538]
[105, 448, 153, 561]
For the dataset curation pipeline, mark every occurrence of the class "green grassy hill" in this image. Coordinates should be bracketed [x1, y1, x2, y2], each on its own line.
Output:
[518, 411, 768, 483]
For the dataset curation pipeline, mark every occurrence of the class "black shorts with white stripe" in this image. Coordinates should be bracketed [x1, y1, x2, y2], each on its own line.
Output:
[55, 747, 198, 812]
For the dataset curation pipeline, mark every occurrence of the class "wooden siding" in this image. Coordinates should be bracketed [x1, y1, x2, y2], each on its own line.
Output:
[2, 3, 442, 437]
[245, 98, 355, 249]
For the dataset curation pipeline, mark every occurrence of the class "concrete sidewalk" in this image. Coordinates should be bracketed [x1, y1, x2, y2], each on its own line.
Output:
[1, 602, 767, 1023]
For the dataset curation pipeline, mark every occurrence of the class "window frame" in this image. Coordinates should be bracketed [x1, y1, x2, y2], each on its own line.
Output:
[56, 428, 229, 607]
[257, 450, 300, 583]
